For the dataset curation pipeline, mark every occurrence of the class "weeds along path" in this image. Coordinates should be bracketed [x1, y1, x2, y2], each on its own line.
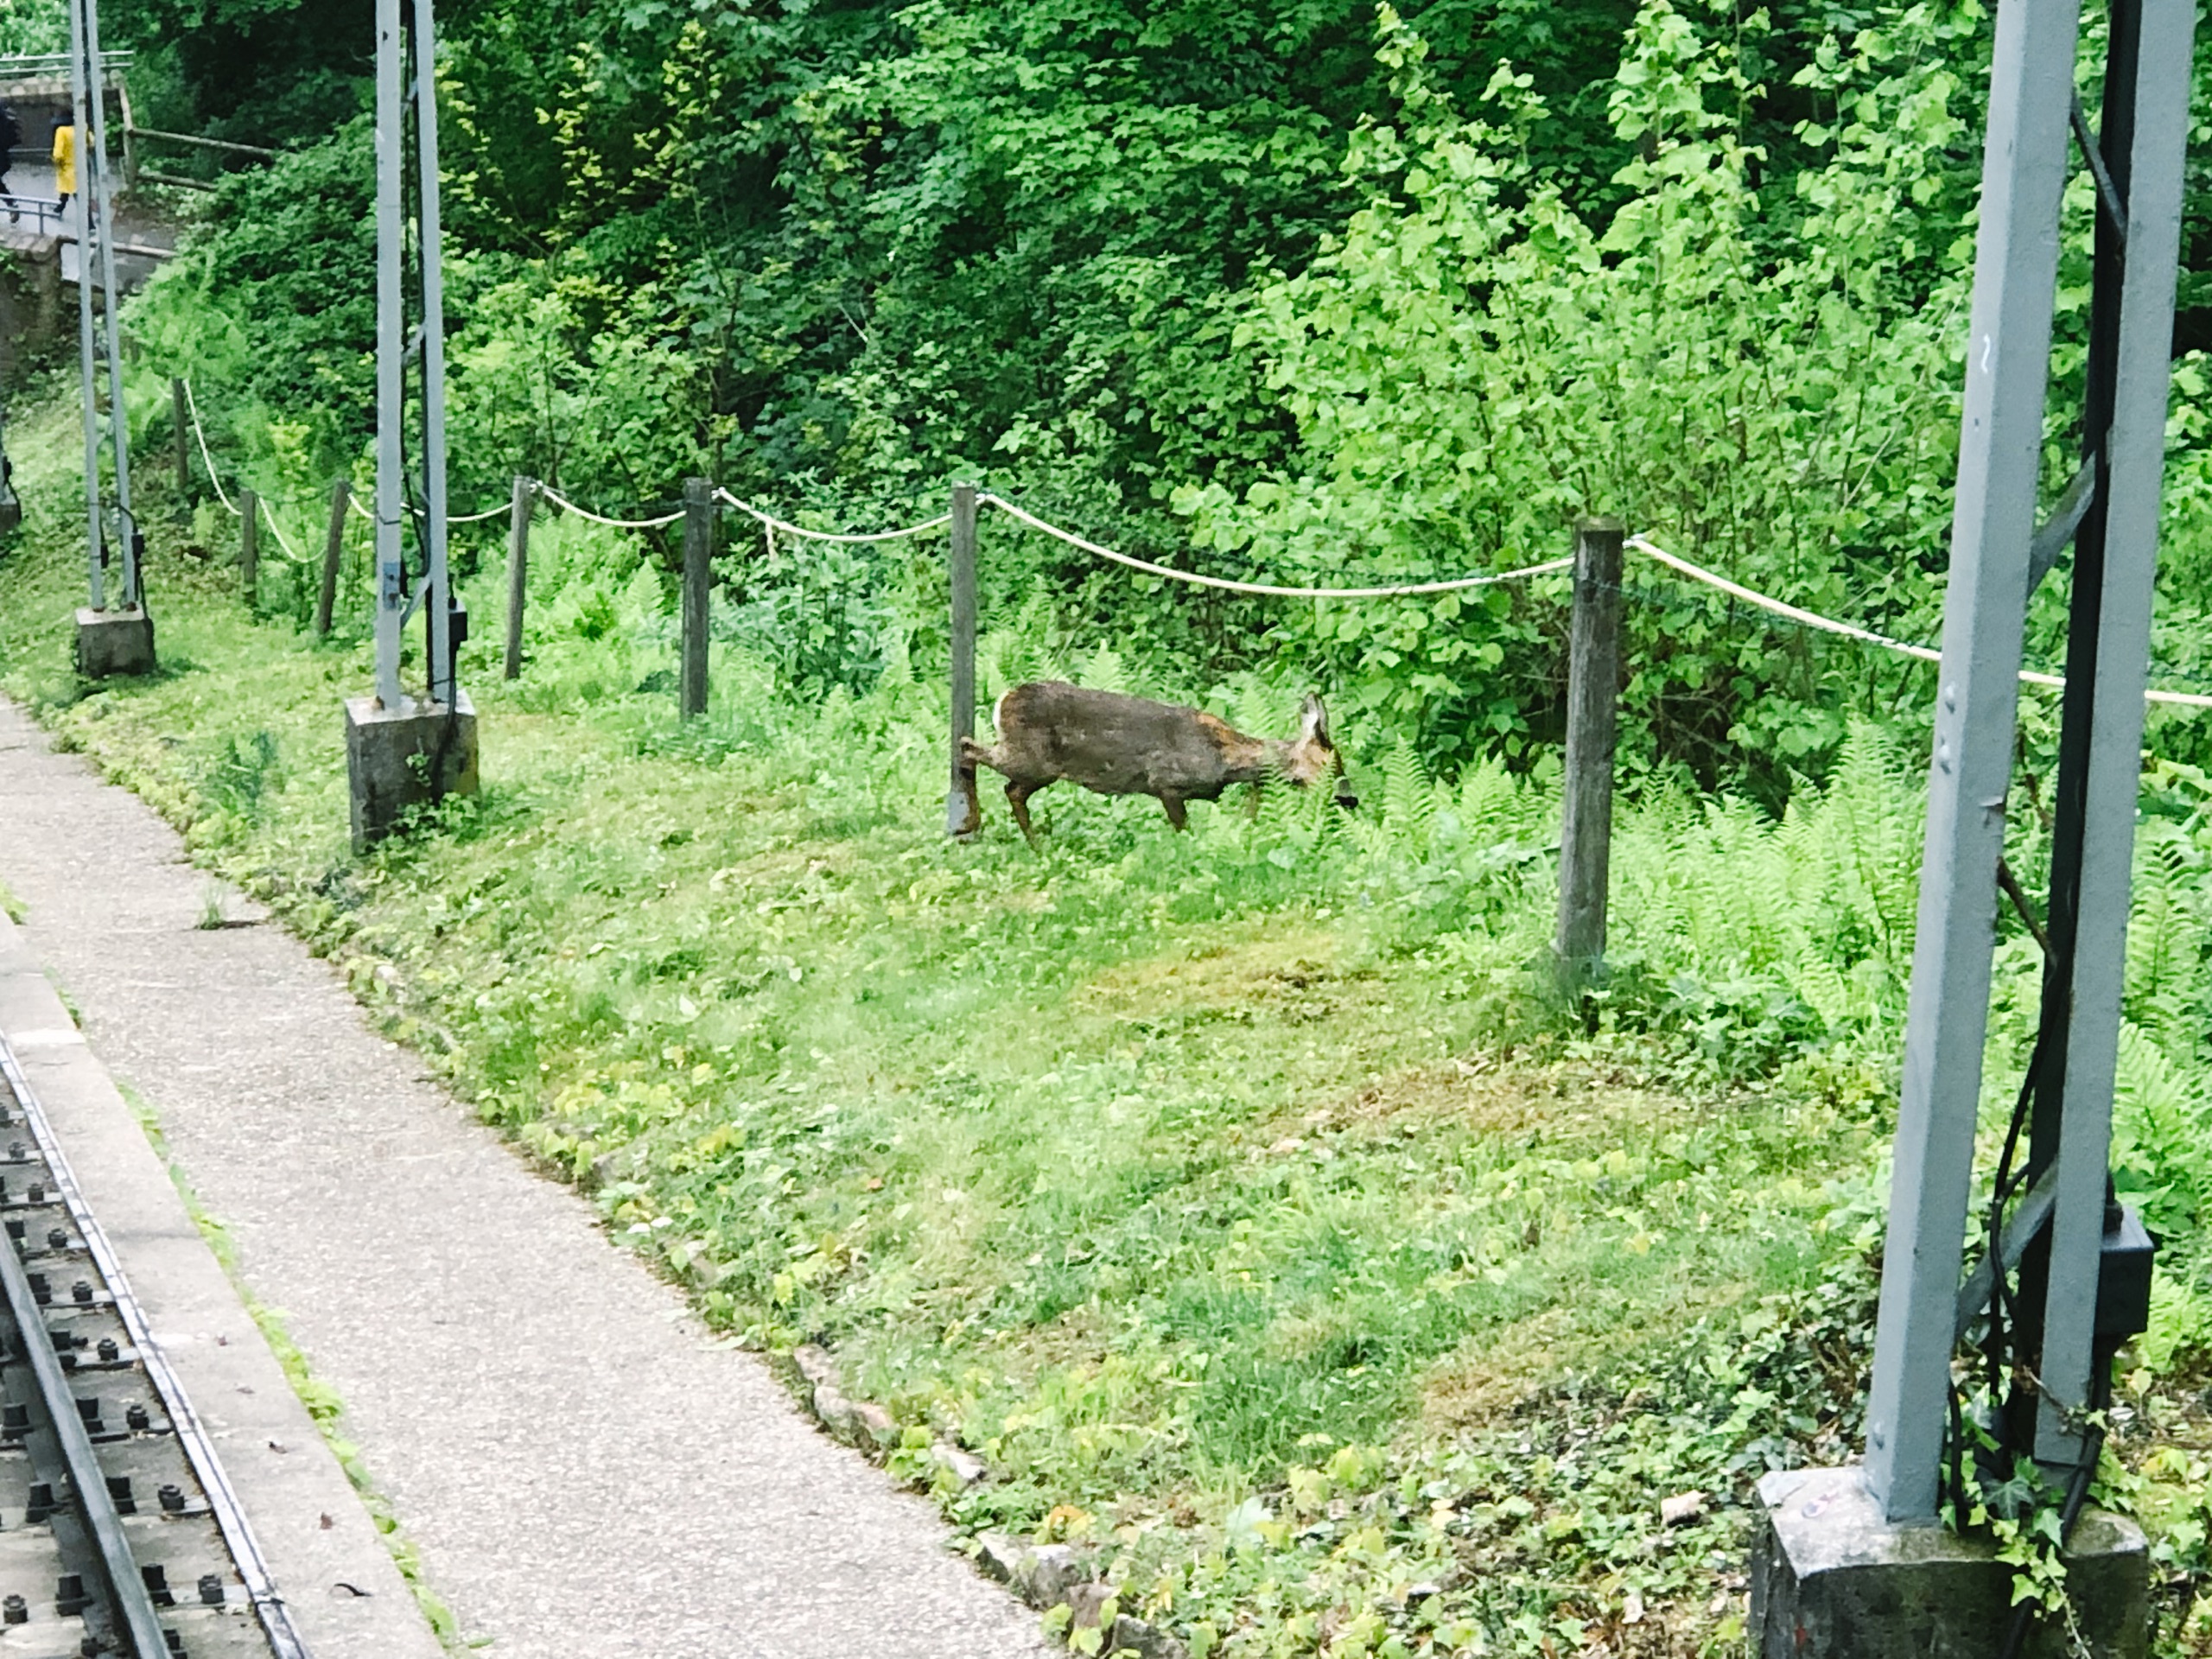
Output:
[0, 396, 1910, 1649]
[0, 695, 1050, 1659]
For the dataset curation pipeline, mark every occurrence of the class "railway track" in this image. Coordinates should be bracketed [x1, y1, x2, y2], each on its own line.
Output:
[0, 1037, 305, 1659]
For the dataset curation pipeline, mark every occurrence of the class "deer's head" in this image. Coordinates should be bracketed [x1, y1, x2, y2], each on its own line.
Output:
[1279, 694, 1350, 802]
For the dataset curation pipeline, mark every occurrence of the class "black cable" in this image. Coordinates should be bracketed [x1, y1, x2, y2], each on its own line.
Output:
[1995, 1359, 2113, 1659]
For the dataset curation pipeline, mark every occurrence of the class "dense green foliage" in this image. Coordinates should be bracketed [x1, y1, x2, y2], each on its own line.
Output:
[95, 0, 2212, 792]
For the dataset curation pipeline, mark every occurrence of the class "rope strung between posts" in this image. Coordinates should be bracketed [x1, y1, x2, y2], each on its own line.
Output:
[980, 492, 1574, 598]
[713, 486, 951, 543]
[255, 493, 304, 563]
[178, 378, 239, 517]
[1625, 537, 1942, 665]
[534, 483, 683, 530]
[1626, 535, 2212, 710]
[343, 488, 506, 525]
[158, 378, 2212, 713]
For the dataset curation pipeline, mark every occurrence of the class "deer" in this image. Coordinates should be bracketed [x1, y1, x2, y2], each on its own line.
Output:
[954, 682, 1349, 847]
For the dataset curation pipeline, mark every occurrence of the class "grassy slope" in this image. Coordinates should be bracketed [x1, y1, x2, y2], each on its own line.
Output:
[11, 385, 2190, 1656]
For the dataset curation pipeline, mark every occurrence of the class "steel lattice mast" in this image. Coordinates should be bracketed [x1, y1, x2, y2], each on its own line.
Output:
[1864, 0, 2194, 1522]
[372, 0, 454, 711]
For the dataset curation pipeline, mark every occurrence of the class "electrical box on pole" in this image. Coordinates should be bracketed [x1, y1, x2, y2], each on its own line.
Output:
[342, 0, 477, 852]
[1751, 0, 2190, 1649]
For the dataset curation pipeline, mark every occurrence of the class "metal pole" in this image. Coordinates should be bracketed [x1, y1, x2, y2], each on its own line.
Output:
[503, 474, 531, 680]
[946, 482, 978, 836]
[372, 0, 404, 709]
[1554, 517, 1625, 997]
[315, 478, 346, 637]
[2031, 0, 2194, 1470]
[81, 0, 130, 605]
[679, 477, 712, 718]
[1861, 0, 2082, 1523]
[65, 0, 101, 612]
[410, 0, 451, 709]
[239, 486, 257, 611]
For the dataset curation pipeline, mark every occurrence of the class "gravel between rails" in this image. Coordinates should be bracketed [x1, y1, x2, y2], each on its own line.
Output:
[0, 696, 1051, 1659]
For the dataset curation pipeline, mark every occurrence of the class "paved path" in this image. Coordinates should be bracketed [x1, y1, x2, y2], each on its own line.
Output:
[0, 696, 1048, 1659]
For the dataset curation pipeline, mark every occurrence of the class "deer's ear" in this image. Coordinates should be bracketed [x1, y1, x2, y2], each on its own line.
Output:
[1300, 694, 1331, 746]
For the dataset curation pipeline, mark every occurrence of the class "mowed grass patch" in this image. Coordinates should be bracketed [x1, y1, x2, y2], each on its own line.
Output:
[0, 393, 1908, 1653]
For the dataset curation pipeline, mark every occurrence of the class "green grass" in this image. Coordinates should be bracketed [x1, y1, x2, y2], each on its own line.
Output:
[8, 385, 2209, 1654]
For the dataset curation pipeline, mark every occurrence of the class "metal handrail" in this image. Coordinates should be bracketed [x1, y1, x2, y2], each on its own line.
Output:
[0, 194, 61, 234]
[0, 52, 131, 73]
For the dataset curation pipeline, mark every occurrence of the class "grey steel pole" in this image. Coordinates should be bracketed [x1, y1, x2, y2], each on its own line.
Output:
[372, 0, 404, 709]
[410, 0, 452, 709]
[80, 0, 130, 604]
[1861, 0, 2083, 1522]
[946, 482, 978, 836]
[2031, 0, 2195, 1470]
[66, 0, 101, 612]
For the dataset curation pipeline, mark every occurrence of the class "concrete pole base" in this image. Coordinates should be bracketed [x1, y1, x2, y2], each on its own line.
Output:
[1751, 1467, 2149, 1659]
[343, 690, 479, 854]
[73, 607, 156, 678]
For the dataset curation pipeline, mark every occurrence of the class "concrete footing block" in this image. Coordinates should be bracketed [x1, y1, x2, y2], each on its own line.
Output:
[343, 690, 479, 853]
[73, 607, 156, 677]
[1751, 1466, 2149, 1659]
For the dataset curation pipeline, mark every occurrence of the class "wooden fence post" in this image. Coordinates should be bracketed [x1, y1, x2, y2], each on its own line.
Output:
[171, 378, 188, 496]
[1554, 516, 1626, 1003]
[680, 476, 713, 718]
[315, 478, 348, 637]
[946, 482, 980, 837]
[238, 487, 259, 612]
[505, 474, 533, 681]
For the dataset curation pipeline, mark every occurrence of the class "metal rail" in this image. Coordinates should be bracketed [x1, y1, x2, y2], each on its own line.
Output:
[1, 1041, 308, 1659]
[0, 1037, 309, 1659]
[0, 193, 64, 234]
[0, 1132, 171, 1656]
[126, 127, 276, 161]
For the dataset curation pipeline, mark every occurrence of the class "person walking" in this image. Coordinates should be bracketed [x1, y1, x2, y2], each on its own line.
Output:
[52, 118, 75, 219]
[0, 105, 20, 218]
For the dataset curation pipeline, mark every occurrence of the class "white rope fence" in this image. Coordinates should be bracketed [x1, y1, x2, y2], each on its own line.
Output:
[714, 486, 950, 543]
[533, 483, 683, 531]
[1626, 535, 2212, 711]
[254, 494, 303, 563]
[179, 378, 239, 516]
[165, 375, 2212, 711]
[982, 492, 1575, 599]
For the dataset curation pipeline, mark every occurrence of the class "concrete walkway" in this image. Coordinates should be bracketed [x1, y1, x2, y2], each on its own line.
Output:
[0, 695, 1048, 1659]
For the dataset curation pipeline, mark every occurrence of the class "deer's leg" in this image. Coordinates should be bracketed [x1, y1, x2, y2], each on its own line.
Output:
[1243, 780, 1264, 820]
[1160, 793, 1189, 832]
[1007, 780, 1045, 850]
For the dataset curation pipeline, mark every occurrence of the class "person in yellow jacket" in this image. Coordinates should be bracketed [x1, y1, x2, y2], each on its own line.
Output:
[51, 119, 74, 216]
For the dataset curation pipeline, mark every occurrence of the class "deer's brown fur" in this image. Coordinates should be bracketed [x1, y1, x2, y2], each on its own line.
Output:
[955, 681, 1343, 846]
